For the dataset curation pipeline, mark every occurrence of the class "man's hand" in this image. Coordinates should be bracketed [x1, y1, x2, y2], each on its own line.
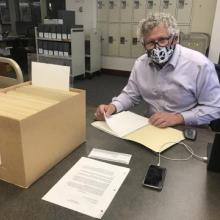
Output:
[94, 104, 116, 121]
[149, 112, 184, 128]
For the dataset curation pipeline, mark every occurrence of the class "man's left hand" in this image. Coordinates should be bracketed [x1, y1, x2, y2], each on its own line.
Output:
[149, 112, 184, 128]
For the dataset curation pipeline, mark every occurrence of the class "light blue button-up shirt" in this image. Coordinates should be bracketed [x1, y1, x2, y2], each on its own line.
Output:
[111, 44, 220, 125]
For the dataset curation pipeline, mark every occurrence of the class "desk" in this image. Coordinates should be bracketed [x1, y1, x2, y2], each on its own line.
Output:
[0, 107, 220, 220]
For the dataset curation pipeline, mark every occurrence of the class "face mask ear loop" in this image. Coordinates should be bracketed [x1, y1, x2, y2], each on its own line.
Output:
[170, 34, 178, 46]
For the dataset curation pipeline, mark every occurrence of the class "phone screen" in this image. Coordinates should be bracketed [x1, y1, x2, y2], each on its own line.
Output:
[143, 165, 166, 190]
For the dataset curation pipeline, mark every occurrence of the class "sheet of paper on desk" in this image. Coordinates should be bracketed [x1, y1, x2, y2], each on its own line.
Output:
[31, 62, 70, 91]
[88, 148, 132, 164]
[104, 111, 148, 137]
[42, 157, 130, 219]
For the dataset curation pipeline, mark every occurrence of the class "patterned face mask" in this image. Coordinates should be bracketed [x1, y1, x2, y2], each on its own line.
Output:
[146, 44, 175, 64]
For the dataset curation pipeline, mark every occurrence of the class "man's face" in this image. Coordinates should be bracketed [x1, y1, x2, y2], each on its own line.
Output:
[143, 23, 177, 50]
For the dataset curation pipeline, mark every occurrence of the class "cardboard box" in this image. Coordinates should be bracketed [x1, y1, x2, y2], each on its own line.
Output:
[0, 82, 86, 188]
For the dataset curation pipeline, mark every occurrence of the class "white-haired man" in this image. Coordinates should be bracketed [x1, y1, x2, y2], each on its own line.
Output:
[95, 13, 220, 128]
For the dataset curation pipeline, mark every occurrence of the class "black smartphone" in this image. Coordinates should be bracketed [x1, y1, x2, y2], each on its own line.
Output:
[143, 165, 166, 191]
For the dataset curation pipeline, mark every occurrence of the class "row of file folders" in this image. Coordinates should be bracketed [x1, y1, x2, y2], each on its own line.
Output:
[38, 24, 83, 40]
[38, 24, 71, 40]
[38, 40, 71, 57]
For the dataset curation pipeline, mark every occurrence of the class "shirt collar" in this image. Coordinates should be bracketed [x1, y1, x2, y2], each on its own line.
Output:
[168, 44, 180, 68]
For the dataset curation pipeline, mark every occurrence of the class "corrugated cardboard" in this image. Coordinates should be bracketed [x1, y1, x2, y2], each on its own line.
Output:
[0, 82, 86, 188]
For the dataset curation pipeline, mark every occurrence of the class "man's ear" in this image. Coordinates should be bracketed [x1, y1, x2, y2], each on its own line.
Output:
[173, 35, 179, 43]
[141, 41, 146, 50]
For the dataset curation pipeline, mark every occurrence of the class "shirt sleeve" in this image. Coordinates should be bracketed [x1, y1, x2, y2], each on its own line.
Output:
[111, 64, 142, 113]
[181, 62, 220, 125]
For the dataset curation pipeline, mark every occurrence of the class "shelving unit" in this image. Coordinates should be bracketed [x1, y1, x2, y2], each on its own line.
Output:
[35, 26, 85, 79]
[85, 29, 101, 76]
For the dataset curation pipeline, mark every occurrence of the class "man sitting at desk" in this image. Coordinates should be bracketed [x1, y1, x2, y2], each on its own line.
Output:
[95, 13, 220, 128]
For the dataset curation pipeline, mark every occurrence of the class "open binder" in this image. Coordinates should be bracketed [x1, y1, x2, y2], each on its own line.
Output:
[92, 111, 184, 153]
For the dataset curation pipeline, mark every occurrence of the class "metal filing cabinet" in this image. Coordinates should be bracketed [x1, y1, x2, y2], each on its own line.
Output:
[96, 0, 195, 59]
[131, 24, 145, 58]
[146, 0, 161, 16]
[108, 23, 119, 56]
[97, 0, 108, 22]
[98, 22, 109, 56]
[35, 26, 85, 78]
[120, 0, 133, 22]
[108, 0, 120, 22]
[119, 23, 132, 57]
[85, 29, 101, 75]
[160, 0, 177, 17]
[133, 0, 146, 22]
[176, 0, 192, 25]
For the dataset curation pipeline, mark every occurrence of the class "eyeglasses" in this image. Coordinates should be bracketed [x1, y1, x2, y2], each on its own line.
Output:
[144, 35, 172, 50]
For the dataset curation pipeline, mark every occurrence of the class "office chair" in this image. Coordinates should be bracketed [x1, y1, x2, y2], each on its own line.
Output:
[0, 57, 24, 89]
[209, 64, 220, 132]
[215, 64, 220, 80]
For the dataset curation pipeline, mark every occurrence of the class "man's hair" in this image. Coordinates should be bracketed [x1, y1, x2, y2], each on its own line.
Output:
[137, 13, 179, 44]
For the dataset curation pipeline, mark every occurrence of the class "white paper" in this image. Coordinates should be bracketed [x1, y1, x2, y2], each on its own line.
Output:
[104, 111, 148, 137]
[32, 62, 70, 91]
[42, 157, 130, 219]
[88, 148, 132, 165]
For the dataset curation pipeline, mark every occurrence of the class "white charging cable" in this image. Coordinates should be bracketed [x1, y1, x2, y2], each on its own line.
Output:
[157, 142, 208, 167]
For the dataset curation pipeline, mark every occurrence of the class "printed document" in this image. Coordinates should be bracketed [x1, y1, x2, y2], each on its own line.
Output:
[104, 111, 148, 137]
[42, 157, 130, 219]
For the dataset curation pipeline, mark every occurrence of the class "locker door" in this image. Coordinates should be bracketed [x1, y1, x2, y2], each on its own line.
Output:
[133, 0, 146, 22]
[119, 24, 132, 57]
[120, 0, 133, 22]
[160, 0, 177, 18]
[108, 0, 120, 22]
[108, 23, 119, 56]
[176, 0, 192, 25]
[146, 0, 161, 16]
[131, 24, 145, 58]
[97, 0, 108, 22]
[98, 23, 109, 56]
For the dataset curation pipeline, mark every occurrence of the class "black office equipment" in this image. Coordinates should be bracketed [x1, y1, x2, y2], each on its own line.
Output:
[183, 127, 197, 141]
[38, 40, 43, 54]
[61, 25, 68, 40]
[63, 43, 70, 56]
[50, 25, 56, 39]
[43, 41, 48, 55]
[207, 133, 220, 172]
[48, 41, 53, 55]
[209, 64, 220, 132]
[56, 25, 62, 40]
[16, 21, 34, 37]
[58, 10, 75, 27]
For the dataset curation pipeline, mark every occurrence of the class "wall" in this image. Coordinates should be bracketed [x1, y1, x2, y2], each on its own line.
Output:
[65, 0, 96, 30]
[209, 0, 220, 64]
[191, 0, 217, 34]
